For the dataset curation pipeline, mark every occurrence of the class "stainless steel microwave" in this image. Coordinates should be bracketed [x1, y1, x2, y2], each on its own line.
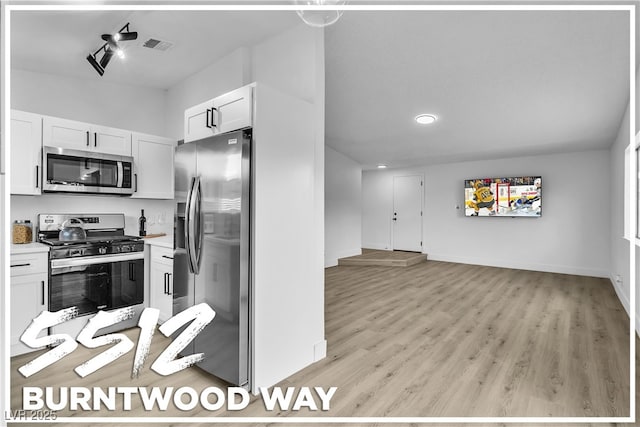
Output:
[43, 146, 134, 195]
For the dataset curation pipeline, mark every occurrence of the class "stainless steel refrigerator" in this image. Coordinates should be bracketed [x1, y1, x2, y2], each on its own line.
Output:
[173, 129, 251, 388]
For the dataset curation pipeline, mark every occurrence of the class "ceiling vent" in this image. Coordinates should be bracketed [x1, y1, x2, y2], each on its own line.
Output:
[141, 38, 174, 52]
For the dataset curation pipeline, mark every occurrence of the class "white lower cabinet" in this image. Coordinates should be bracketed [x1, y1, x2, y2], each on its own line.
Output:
[10, 252, 48, 356]
[148, 246, 174, 323]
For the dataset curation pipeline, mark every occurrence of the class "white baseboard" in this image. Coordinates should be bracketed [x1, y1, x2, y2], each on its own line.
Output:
[609, 274, 640, 337]
[426, 253, 609, 278]
[325, 247, 363, 268]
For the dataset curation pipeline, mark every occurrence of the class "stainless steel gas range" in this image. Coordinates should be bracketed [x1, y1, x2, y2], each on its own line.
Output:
[38, 213, 145, 336]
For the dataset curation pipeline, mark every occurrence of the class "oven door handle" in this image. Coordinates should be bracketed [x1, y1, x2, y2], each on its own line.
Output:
[50, 252, 144, 269]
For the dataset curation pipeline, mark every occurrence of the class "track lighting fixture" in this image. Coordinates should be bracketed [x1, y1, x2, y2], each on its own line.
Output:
[86, 23, 137, 76]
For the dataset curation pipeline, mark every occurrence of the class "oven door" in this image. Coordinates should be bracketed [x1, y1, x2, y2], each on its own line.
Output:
[43, 147, 133, 195]
[49, 253, 144, 316]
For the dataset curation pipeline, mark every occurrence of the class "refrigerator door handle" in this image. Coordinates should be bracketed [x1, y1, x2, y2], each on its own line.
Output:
[184, 176, 196, 274]
[187, 176, 201, 274]
[193, 176, 204, 272]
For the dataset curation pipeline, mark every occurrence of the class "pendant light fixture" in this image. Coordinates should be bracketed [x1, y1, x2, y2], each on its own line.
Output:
[86, 23, 137, 76]
[295, 0, 347, 28]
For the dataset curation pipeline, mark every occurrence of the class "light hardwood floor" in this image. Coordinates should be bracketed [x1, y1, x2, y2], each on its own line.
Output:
[9, 260, 635, 426]
[338, 248, 427, 267]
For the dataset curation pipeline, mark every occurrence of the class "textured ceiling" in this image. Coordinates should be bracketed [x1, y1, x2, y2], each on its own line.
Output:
[9, 7, 633, 168]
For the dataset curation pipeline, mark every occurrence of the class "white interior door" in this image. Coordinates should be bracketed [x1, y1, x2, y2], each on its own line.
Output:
[393, 175, 423, 252]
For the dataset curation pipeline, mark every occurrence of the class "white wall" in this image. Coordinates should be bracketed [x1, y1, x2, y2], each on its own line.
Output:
[609, 66, 637, 334]
[252, 84, 319, 393]
[11, 195, 173, 239]
[249, 24, 327, 391]
[610, 101, 632, 324]
[11, 69, 168, 136]
[363, 150, 611, 277]
[325, 146, 362, 267]
[251, 24, 318, 105]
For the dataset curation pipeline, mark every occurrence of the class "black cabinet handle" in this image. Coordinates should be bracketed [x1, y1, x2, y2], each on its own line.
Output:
[211, 107, 217, 128]
[10, 263, 30, 268]
[134, 174, 138, 192]
[94, 132, 97, 147]
[162, 255, 173, 260]
[35, 165, 39, 189]
[205, 108, 212, 128]
[86, 131, 90, 146]
[41, 281, 45, 305]
[164, 272, 168, 294]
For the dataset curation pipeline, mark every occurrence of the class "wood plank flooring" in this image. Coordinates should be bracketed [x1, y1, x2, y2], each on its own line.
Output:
[338, 249, 427, 267]
[8, 260, 634, 426]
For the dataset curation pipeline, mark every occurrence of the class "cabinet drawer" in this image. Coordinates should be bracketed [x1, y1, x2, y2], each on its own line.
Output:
[10, 253, 48, 276]
[151, 247, 174, 266]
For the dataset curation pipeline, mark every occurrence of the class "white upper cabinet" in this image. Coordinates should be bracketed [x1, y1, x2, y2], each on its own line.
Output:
[184, 99, 217, 143]
[91, 125, 132, 156]
[42, 116, 91, 150]
[131, 133, 175, 199]
[184, 85, 253, 143]
[43, 116, 132, 156]
[214, 85, 253, 134]
[10, 110, 42, 195]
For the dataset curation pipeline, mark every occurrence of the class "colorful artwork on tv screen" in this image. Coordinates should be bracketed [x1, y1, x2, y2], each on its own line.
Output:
[464, 176, 542, 217]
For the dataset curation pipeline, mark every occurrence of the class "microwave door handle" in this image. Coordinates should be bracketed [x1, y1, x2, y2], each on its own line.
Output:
[117, 162, 123, 188]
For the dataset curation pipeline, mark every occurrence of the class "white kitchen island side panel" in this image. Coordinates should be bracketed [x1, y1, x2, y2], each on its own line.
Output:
[251, 84, 325, 393]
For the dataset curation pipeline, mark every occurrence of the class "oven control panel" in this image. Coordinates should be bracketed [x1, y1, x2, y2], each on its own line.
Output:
[49, 241, 144, 259]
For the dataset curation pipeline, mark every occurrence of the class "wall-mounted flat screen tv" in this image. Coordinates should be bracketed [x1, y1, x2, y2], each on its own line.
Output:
[464, 176, 541, 217]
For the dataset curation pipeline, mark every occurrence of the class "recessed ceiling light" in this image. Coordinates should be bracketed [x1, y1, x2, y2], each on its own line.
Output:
[377, 164, 387, 169]
[415, 114, 437, 125]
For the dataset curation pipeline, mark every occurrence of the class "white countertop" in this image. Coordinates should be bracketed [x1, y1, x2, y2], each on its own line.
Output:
[143, 235, 173, 249]
[10, 242, 50, 254]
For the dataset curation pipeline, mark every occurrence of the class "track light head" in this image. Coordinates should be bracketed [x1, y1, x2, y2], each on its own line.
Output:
[101, 34, 119, 50]
[99, 47, 114, 69]
[87, 22, 136, 76]
[117, 31, 138, 41]
[86, 54, 104, 76]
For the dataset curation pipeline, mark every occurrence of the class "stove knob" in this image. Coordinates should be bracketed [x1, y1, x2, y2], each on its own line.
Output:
[121, 245, 130, 252]
[98, 247, 107, 255]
